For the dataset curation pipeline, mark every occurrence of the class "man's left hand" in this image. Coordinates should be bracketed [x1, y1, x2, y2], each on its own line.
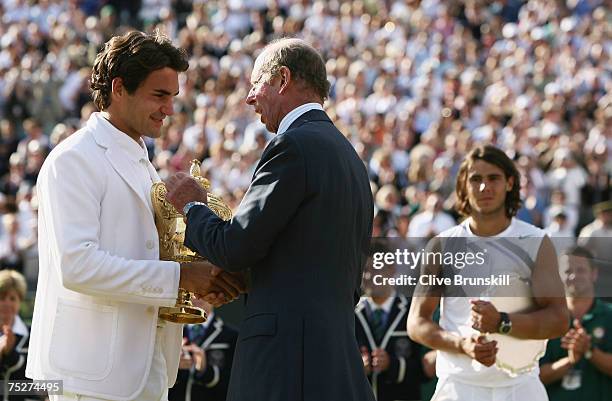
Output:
[166, 172, 208, 214]
[470, 299, 501, 333]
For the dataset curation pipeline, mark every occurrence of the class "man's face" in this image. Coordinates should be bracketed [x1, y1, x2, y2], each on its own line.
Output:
[246, 55, 283, 133]
[117, 67, 179, 140]
[559, 255, 596, 297]
[600, 209, 612, 227]
[466, 159, 513, 217]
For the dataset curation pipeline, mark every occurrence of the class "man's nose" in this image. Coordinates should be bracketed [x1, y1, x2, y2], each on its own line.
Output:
[246, 92, 255, 105]
[161, 99, 175, 116]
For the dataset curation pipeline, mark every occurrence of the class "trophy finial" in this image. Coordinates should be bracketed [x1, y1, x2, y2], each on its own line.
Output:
[189, 159, 202, 177]
[189, 159, 210, 190]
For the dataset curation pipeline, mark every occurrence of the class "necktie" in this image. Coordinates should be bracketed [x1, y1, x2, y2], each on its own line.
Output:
[371, 308, 386, 343]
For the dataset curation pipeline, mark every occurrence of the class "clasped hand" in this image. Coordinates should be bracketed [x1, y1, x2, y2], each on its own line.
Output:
[180, 261, 247, 307]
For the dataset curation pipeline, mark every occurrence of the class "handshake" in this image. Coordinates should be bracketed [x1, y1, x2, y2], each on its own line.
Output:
[178, 261, 247, 307]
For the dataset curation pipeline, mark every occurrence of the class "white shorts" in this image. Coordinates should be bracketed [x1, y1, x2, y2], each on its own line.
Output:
[431, 376, 548, 401]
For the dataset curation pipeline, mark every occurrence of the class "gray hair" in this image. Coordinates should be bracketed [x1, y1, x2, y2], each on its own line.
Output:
[257, 38, 330, 101]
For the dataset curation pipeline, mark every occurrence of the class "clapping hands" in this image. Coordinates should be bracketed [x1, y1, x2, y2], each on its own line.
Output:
[562, 319, 592, 364]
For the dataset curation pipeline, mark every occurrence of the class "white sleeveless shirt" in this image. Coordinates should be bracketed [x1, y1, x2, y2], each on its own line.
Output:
[435, 217, 548, 387]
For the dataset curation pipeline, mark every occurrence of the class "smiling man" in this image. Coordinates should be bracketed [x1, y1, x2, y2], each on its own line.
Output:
[408, 145, 568, 401]
[165, 38, 375, 401]
[26, 31, 244, 401]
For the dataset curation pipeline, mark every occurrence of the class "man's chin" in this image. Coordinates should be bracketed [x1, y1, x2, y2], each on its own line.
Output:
[143, 128, 163, 139]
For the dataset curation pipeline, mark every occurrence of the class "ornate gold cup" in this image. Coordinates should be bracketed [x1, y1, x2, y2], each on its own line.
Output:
[151, 160, 232, 324]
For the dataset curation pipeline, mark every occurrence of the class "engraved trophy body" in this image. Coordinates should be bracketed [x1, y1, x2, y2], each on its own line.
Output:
[151, 160, 232, 324]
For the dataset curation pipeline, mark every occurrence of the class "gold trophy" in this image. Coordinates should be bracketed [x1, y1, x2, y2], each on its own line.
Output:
[151, 160, 232, 324]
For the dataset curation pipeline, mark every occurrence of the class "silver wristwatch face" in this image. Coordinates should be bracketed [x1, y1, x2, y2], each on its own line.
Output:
[500, 321, 512, 334]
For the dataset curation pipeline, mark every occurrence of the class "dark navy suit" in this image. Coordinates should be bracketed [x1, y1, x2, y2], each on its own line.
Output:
[169, 314, 237, 401]
[184, 109, 375, 401]
[355, 295, 425, 401]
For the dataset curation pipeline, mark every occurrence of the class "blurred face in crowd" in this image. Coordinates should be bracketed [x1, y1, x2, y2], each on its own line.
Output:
[0, 289, 21, 324]
[246, 52, 284, 133]
[599, 209, 612, 227]
[559, 255, 596, 297]
[466, 160, 513, 218]
[109, 67, 179, 142]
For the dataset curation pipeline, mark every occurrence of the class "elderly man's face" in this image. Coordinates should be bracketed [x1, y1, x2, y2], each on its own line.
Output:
[246, 54, 284, 133]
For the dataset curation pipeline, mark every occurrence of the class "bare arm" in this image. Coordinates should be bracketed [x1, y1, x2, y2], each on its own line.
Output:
[408, 295, 463, 354]
[471, 236, 569, 339]
[590, 348, 612, 377]
[510, 236, 569, 339]
[540, 357, 573, 384]
[422, 350, 437, 379]
[407, 238, 464, 353]
[407, 236, 498, 367]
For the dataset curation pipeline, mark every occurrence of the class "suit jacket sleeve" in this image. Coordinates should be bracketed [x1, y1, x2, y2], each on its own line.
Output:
[185, 133, 305, 271]
[38, 148, 179, 306]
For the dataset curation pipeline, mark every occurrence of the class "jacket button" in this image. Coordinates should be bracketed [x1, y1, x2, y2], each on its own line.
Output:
[146, 240, 154, 249]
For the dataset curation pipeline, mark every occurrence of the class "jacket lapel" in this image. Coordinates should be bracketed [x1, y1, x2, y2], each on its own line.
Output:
[201, 316, 224, 349]
[380, 295, 408, 349]
[88, 115, 151, 209]
[355, 300, 377, 350]
[104, 146, 151, 208]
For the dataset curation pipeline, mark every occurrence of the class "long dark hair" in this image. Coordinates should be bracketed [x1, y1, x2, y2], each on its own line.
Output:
[455, 145, 522, 218]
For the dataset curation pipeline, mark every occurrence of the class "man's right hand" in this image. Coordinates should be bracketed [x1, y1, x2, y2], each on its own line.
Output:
[179, 261, 247, 306]
[360, 346, 372, 375]
[460, 334, 498, 367]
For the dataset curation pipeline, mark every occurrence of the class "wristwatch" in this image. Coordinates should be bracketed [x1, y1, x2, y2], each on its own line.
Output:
[183, 201, 207, 216]
[498, 312, 512, 334]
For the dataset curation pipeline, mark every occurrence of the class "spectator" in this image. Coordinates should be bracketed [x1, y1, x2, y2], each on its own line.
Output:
[356, 242, 425, 401]
[169, 301, 238, 401]
[540, 246, 612, 400]
[0, 270, 32, 401]
[407, 193, 456, 240]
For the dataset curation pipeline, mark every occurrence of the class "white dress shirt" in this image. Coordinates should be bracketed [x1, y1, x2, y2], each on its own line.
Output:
[277, 102, 324, 135]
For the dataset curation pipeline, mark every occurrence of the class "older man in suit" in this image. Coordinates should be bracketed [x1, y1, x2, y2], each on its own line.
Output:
[166, 38, 375, 401]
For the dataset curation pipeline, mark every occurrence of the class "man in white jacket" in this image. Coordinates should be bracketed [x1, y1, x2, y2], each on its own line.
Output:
[26, 31, 245, 401]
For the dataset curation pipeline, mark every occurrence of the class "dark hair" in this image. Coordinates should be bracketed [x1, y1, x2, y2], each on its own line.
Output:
[455, 145, 522, 218]
[563, 246, 596, 268]
[259, 38, 330, 101]
[90, 30, 189, 111]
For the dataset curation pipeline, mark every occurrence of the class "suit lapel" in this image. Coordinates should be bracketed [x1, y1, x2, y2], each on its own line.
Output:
[88, 113, 152, 209]
[201, 316, 224, 349]
[104, 146, 151, 208]
[380, 295, 408, 349]
[355, 300, 377, 350]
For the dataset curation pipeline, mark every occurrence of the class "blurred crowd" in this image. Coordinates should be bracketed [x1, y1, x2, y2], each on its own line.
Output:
[0, 0, 611, 284]
[0, 0, 610, 400]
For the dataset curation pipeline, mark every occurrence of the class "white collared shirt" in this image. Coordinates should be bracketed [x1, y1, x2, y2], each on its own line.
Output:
[366, 294, 395, 316]
[277, 102, 324, 135]
[11, 315, 28, 337]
